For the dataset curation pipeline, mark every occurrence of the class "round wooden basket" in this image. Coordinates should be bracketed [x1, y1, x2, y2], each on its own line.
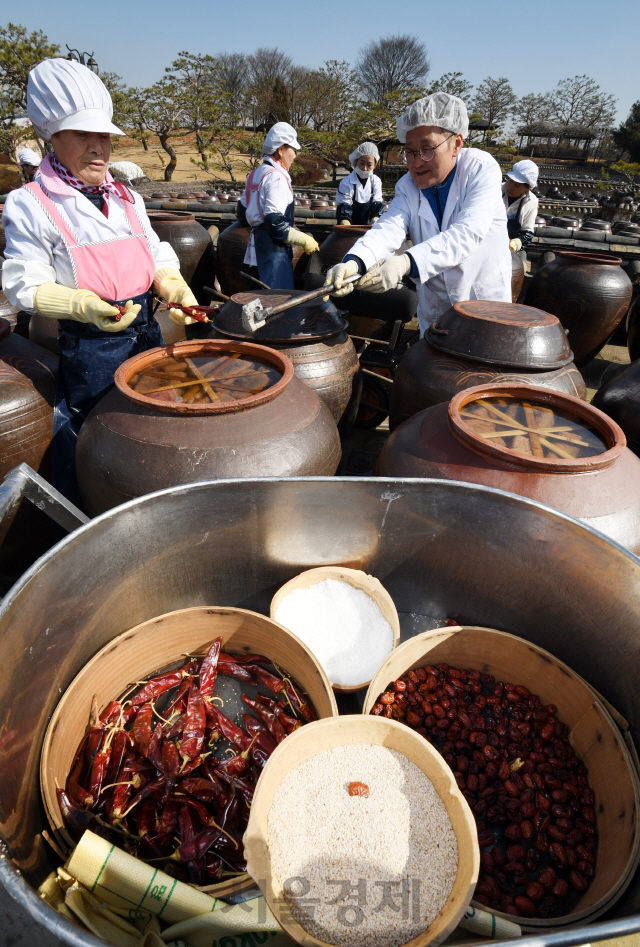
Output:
[244, 714, 479, 947]
[270, 566, 400, 692]
[363, 625, 640, 930]
[40, 606, 338, 898]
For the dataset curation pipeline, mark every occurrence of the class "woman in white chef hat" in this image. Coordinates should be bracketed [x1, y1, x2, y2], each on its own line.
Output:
[237, 122, 319, 289]
[336, 142, 384, 226]
[17, 147, 41, 183]
[503, 159, 539, 260]
[1, 58, 200, 502]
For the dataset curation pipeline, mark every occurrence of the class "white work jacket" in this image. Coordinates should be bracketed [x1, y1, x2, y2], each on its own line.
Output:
[337, 169, 383, 208]
[239, 156, 293, 266]
[348, 148, 512, 336]
[1, 178, 178, 313]
[502, 182, 539, 234]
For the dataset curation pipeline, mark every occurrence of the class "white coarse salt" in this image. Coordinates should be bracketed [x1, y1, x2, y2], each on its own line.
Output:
[274, 579, 394, 686]
[267, 744, 459, 947]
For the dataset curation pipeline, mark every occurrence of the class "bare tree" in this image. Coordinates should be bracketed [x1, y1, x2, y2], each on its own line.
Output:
[514, 92, 554, 126]
[428, 71, 473, 104]
[473, 76, 516, 127]
[247, 47, 293, 86]
[550, 75, 616, 128]
[356, 35, 430, 104]
[216, 52, 249, 96]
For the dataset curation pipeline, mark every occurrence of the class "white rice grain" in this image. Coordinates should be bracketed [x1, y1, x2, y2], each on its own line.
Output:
[267, 744, 458, 947]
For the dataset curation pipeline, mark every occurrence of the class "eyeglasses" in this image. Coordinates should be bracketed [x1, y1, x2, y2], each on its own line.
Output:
[402, 134, 455, 164]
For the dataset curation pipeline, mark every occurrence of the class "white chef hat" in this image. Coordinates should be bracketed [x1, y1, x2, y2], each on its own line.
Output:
[396, 92, 469, 143]
[349, 141, 380, 167]
[18, 147, 41, 167]
[27, 58, 124, 141]
[507, 159, 539, 188]
[262, 122, 301, 155]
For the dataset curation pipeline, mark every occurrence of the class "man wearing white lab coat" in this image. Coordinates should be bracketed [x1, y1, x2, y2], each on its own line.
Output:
[324, 92, 512, 337]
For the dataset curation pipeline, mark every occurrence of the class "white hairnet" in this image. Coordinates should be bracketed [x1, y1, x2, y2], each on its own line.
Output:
[27, 58, 123, 141]
[349, 141, 380, 167]
[396, 92, 469, 143]
[18, 147, 41, 167]
[262, 122, 301, 155]
[507, 159, 539, 188]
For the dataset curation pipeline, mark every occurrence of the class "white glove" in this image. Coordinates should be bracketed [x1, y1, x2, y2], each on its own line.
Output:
[509, 238, 522, 252]
[322, 259, 360, 300]
[154, 266, 199, 325]
[357, 254, 411, 293]
[285, 228, 319, 254]
[33, 283, 140, 332]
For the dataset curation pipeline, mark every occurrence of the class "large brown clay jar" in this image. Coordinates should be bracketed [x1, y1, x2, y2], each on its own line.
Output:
[146, 211, 215, 302]
[208, 289, 359, 424]
[511, 249, 525, 302]
[376, 382, 640, 554]
[389, 339, 586, 430]
[592, 360, 640, 456]
[526, 252, 632, 366]
[75, 339, 341, 515]
[216, 222, 306, 294]
[0, 318, 58, 540]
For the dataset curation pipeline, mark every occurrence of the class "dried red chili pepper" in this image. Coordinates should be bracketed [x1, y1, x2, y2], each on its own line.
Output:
[180, 684, 206, 762]
[283, 682, 316, 722]
[133, 704, 153, 757]
[88, 732, 113, 806]
[214, 752, 249, 779]
[225, 652, 270, 666]
[205, 704, 250, 751]
[136, 798, 157, 837]
[81, 727, 105, 786]
[100, 701, 122, 725]
[217, 656, 256, 684]
[57, 788, 118, 844]
[243, 664, 284, 693]
[147, 722, 164, 771]
[241, 694, 286, 744]
[131, 670, 184, 710]
[67, 753, 94, 809]
[103, 730, 128, 793]
[178, 778, 227, 803]
[199, 637, 222, 699]
[161, 740, 180, 779]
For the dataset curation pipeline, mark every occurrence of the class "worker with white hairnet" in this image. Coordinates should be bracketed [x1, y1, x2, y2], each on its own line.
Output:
[503, 159, 539, 261]
[18, 147, 41, 183]
[237, 122, 319, 289]
[336, 142, 384, 226]
[323, 92, 511, 336]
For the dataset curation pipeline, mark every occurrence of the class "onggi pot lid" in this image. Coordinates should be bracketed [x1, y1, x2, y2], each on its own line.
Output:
[449, 383, 625, 473]
[213, 290, 348, 343]
[115, 339, 293, 415]
[427, 300, 574, 370]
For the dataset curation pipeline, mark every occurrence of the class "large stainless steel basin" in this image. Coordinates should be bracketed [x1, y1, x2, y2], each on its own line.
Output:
[2, 476, 640, 947]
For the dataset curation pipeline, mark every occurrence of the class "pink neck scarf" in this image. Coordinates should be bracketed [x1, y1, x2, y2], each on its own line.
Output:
[49, 154, 133, 218]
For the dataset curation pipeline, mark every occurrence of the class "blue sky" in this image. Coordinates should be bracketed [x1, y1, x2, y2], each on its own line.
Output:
[11, 0, 640, 125]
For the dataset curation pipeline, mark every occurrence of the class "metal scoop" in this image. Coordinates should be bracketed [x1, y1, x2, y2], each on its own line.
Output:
[241, 273, 376, 333]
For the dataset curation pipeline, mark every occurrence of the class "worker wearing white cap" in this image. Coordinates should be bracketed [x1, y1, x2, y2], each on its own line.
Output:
[237, 122, 319, 289]
[503, 159, 539, 259]
[336, 142, 384, 226]
[1, 58, 198, 503]
[323, 92, 511, 336]
[18, 147, 41, 183]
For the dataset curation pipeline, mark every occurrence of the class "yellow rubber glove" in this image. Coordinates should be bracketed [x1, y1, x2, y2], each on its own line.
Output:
[33, 283, 139, 332]
[154, 266, 199, 326]
[322, 259, 360, 301]
[370, 216, 380, 224]
[285, 228, 319, 255]
[509, 238, 523, 252]
[339, 220, 352, 226]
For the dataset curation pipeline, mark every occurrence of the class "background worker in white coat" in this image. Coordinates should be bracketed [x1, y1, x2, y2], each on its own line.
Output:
[323, 92, 511, 337]
[2, 58, 197, 502]
[503, 159, 539, 261]
[17, 147, 41, 183]
[336, 142, 384, 226]
[237, 122, 318, 289]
